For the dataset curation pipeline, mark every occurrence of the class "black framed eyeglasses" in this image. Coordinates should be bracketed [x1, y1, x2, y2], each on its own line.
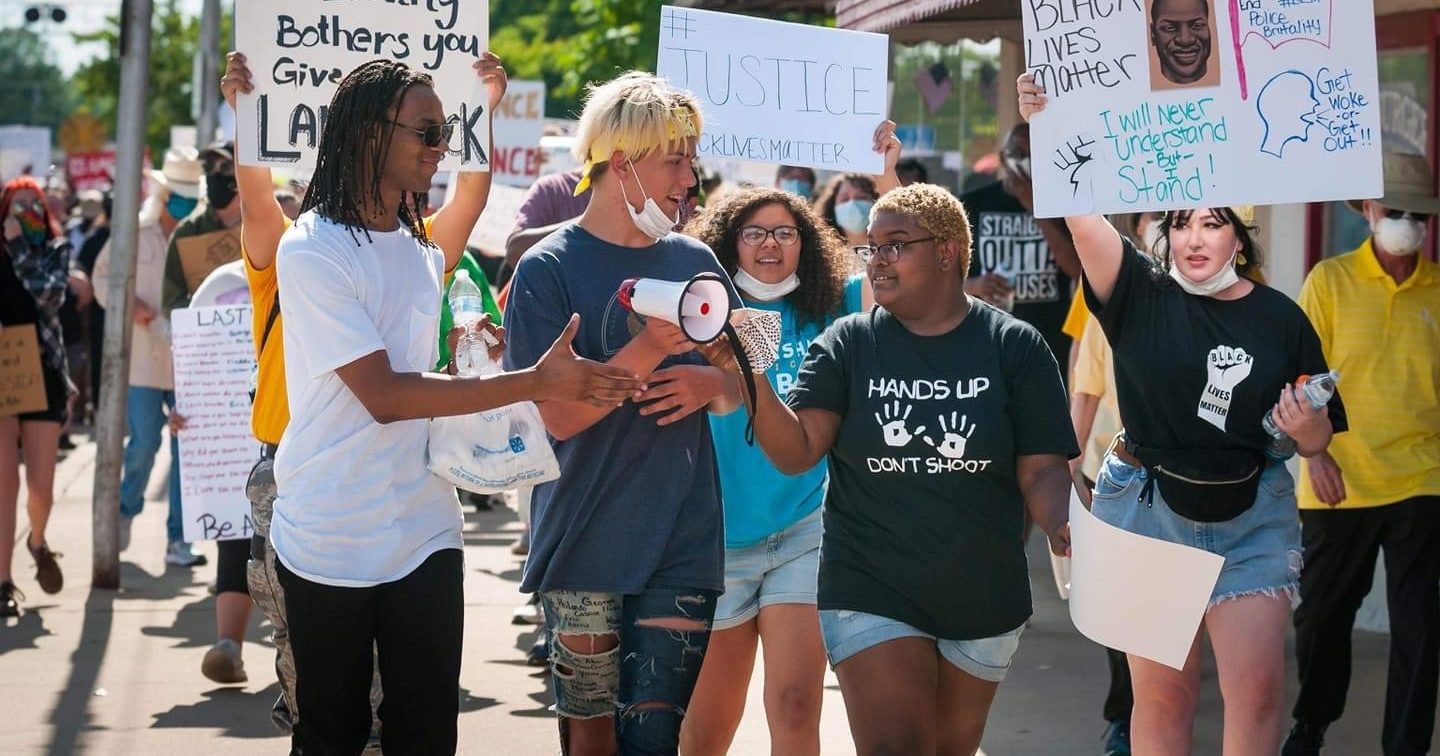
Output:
[1383, 208, 1435, 222]
[391, 121, 456, 150]
[853, 237, 937, 264]
[739, 225, 800, 247]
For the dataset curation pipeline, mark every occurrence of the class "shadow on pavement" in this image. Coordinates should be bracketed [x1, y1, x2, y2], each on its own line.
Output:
[0, 605, 54, 654]
[116, 560, 205, 602]
[151, 682, 287, 740]
[46, 589, 114, 756]
[140, 594, 270, 650]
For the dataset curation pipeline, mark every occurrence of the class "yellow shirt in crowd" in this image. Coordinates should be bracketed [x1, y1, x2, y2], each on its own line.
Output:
[244, 220, 292, 446]
[1297, 239, 1440, 509]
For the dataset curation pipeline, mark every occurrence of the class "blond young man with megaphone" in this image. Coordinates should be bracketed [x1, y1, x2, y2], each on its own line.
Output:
[501, 72, 745, 755]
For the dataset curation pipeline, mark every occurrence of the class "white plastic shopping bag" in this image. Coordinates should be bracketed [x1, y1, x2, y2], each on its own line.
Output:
[427, 344, 560, 493]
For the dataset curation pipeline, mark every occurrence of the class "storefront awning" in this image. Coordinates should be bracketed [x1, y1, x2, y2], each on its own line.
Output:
[835, 0, 1020, 42]
[836, 0, 978, 33]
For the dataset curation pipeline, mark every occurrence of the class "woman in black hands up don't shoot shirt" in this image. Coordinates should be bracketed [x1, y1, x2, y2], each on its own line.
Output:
[1018, 73, 1347, 756]
[704, 183, 1078, 754]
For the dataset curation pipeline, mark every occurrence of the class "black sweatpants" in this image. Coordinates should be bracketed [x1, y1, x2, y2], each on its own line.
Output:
[1293, 497, 1440, 756]
[277, 548, 464, 756]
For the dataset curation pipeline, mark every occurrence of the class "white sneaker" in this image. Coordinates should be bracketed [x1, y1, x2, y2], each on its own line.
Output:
[119, 515, 134, 553]
[165, 540, 208, 567]
[201, 638, 247, 684]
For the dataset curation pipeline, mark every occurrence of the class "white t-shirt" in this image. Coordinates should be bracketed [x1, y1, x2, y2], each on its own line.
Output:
[271, 211, 460, 587]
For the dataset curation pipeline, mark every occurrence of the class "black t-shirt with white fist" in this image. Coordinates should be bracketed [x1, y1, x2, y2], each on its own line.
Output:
[788, 302, 1077, 640]
[1081, 239, 1348, 454]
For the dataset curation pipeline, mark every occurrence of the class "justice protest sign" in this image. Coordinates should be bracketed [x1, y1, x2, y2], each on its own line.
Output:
[656, 6, 889, 174]
[1023, 0, 1382, 218]
[235, 0, 490, 172]
[172, 305, 260, 543]
[492, 80, 546, 188]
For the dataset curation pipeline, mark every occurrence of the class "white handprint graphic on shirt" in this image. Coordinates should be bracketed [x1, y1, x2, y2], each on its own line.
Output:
[923, 412, 977, 459]
[1197, 345, 1254, 431]
[875, 401, 927, 448]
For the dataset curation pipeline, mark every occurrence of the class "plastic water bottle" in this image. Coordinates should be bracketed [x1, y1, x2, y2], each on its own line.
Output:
[448, 270, 496, 376]
[1262, 370, 1340, 461]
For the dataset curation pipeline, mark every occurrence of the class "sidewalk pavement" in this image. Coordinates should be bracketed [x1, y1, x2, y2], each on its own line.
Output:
[0, 438, 1413, 754]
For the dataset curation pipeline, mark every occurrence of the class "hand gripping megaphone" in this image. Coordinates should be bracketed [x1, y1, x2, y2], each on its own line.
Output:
[617, 273, 732, 343]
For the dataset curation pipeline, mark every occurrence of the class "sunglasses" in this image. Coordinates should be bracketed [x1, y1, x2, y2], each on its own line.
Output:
[1383, 208, 1434, 223]
[391, 120, 456, 150]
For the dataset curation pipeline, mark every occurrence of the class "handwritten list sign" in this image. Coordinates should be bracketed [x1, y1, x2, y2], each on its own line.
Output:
[172, 306, 260, 543]
[656, 6, 889, 174]
[1024, 0, 1381, 218]
[0, 325, 47, 417]
[235, 0, 490, 172]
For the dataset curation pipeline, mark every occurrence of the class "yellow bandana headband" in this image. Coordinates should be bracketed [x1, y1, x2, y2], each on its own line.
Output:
[573, 106, 700, 197]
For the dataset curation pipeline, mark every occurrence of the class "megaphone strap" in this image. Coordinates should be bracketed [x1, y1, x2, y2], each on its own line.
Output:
[723, 321, 760, 447]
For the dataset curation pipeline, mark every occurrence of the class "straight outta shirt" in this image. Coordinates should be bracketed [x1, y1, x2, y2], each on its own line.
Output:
[962, 181, 1073, 371]
[788, 302, 1077, 639]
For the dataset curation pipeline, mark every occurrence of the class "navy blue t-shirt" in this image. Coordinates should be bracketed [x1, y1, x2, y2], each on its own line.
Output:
[503, 224, 739, 595]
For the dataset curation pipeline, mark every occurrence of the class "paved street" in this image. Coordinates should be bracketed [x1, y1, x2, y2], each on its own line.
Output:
[0, 440, 1410, 754]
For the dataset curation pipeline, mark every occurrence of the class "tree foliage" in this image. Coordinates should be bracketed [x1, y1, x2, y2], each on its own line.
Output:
[491, 0, 662, 120]
[70, 0, 233, 163]
[0, 28, 75, 134]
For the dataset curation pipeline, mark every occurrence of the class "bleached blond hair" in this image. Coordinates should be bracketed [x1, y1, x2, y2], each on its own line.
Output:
[571, 72, 703, 193]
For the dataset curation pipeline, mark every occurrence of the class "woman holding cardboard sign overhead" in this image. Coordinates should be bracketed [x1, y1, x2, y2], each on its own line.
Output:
[0, 176, 75, 617]
[1018, 72, 1346, 756]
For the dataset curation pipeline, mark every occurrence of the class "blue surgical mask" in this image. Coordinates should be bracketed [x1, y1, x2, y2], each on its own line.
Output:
[835, 199, 874, 234]
[166, 193, 198, 221]
[779, 178, 813, 200]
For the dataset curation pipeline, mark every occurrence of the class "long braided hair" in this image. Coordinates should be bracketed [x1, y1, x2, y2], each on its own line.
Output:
[300, 59, 436, 246]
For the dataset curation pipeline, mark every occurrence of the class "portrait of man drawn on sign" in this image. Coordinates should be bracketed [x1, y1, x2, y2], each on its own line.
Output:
[1147, 0, 1222, 91]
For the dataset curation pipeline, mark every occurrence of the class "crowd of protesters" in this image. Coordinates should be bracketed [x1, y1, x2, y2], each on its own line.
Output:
[0, 36, 1436, 756]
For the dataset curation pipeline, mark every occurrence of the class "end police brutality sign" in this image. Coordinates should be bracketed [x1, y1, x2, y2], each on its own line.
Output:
[236, 0, 490, 172]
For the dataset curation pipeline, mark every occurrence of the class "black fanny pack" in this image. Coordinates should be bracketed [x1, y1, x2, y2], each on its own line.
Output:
[1123, 437, 1264, 523]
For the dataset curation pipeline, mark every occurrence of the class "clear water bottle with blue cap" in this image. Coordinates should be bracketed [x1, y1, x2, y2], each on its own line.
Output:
[1262, 370, 1339, 461]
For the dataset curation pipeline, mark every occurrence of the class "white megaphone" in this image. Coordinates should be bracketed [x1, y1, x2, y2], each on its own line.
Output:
[618, 273, 732, 343]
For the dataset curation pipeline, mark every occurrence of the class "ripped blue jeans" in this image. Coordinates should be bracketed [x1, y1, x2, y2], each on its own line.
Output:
[541, 587, 719, 755]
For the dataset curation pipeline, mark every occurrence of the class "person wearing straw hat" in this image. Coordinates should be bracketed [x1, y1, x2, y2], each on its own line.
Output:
[1285, 152, 1440, 756]
[91, 145, 206, 567]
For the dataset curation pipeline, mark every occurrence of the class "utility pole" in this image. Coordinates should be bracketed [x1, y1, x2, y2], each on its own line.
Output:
[195, 0, 221, 145]
[92, 0, 152, 589]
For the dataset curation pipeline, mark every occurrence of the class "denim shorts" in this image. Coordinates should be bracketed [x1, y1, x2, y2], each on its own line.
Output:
[818, 609, 1025, 683]
[713, 508, 823, 630]
[1091, 453, 1303, 606]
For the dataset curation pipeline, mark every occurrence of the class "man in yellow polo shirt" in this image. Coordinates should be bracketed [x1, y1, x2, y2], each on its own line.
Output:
[1285, 152, 1440, 756]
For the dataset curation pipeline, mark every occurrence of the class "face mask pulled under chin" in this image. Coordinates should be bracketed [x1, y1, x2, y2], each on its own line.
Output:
[621, 161, 679, 241]
[1374, 217, 1426, 256]
[1169, 249, 1241, 297]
